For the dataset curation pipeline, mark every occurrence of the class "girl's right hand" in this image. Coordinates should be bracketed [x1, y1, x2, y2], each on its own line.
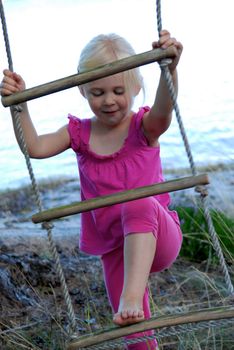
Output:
[152, 30, 183, 73]
[0, 69, 26, 96]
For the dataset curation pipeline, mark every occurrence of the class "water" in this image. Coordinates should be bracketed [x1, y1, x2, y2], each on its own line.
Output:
[0, 0, 234, 190]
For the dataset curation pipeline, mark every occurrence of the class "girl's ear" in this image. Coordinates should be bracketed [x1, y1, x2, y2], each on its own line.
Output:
[78, 86, 86, 98]
[133, 83, 141, 97]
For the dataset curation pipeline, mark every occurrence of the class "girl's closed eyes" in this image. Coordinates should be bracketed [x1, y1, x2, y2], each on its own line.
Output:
[90, 86, 125, 97]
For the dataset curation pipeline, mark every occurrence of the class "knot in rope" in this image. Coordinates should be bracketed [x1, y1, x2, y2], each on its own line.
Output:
[195, 185, 208, 197]
[13, 104, 23, 113]
[159, 58, 172, 67]
[42, 221, 54, 230]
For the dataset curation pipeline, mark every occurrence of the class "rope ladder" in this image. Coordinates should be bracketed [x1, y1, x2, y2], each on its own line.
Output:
[0, 0, 233, 349]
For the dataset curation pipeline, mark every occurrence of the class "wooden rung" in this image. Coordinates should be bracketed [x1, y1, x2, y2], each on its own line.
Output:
[1, 47, 176, 107]
[67, 306, 234, 349]
[32, 174, 209, 224]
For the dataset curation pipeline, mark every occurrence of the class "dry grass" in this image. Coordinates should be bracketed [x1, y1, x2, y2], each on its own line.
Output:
[0, 164, 233, 349]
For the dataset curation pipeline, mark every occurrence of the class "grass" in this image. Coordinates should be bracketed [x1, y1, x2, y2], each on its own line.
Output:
[176, 206, 234, 264]
[0, 169, 233, 349]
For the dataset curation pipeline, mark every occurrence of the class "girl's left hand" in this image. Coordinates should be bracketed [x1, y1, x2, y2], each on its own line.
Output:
[152, 29, 183, 72]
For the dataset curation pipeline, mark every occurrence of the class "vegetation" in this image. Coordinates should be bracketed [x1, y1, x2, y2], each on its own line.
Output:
[0, 173, 233, 349]
[176, 206, 234, 264]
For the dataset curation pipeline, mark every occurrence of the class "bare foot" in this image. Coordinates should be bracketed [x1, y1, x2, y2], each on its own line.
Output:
[113, 298, 145, 326]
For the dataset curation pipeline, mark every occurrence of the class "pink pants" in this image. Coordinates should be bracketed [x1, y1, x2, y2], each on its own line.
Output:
[101, 197, 182, 350]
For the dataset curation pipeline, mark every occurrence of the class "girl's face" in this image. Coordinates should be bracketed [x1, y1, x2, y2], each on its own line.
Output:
[80, 73, 134, 128]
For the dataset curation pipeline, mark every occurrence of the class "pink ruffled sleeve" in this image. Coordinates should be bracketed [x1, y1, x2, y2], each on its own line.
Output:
[135, 106, 152, 146]
[67, 114, 81, 152]
[135, 106, 150, 128]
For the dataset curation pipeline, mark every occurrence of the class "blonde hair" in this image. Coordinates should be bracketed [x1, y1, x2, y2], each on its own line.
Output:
[78, 33, 144, 97]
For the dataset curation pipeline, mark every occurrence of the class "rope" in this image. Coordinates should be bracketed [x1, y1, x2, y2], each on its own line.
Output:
[0, 1, 233, 348]
[78, 318, 234, 349]
[155, 0, 233, 295]
[0, 0, 77, 333]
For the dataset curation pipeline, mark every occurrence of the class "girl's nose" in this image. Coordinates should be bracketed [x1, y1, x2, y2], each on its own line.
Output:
[104, 93, 115, 105]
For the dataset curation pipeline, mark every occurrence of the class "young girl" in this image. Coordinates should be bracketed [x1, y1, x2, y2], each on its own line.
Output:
[1, 30, 183, 349]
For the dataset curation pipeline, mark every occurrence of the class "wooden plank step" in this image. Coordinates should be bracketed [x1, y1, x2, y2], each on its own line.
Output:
[67, 306, 234, 349]
[1, 46, 176, 107]
[32, 174, 209, 223]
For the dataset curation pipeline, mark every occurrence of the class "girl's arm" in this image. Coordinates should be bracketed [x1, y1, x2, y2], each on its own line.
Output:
[143, 30, 183, 146]
[1, 69, 70, 158]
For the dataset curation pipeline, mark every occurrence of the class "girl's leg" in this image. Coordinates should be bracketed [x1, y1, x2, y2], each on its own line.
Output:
[101, 246, 158, 350]
[101, 197, 181, 349]
[121, 197, 182, 275]
[115, 196, 182, 324]
[113, 232, 156, 325]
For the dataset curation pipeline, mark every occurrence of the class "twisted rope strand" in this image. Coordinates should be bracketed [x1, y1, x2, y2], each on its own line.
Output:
[0, 0, 77, 332]
[156, 0, 233, 295]
[79, 318, 234, 349]
[1, 1, 233, 349]
[0, 0, 13, 71]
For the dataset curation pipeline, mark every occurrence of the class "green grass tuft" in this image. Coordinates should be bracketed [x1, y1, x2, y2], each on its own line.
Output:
[176, 206, 234, 264]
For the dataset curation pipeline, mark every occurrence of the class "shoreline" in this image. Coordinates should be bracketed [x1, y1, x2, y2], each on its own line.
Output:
[0, 164, 234, 243]
[0, 164, 233, 252]
[1, 161, 234, 193]
[1, 165, 233, 209]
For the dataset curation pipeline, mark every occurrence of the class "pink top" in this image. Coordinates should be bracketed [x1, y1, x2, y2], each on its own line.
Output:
[68, 106, 179, 255]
